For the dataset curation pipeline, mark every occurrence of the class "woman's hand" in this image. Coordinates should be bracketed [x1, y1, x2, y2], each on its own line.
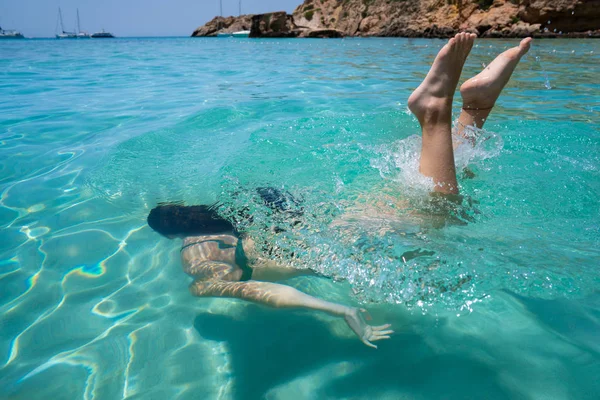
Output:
[344, 308, 393, 348]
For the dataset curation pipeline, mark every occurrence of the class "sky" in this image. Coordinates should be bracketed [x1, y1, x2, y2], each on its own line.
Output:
[0, 0, 303, 38]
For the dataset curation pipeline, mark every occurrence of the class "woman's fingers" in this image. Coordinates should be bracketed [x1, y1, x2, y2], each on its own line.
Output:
[362, 339, 378, 349]
[370, 335, 391, 341]
[373, 324, 392, 330]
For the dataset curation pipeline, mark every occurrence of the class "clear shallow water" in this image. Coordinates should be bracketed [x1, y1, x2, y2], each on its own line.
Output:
[1, 37, 599, 399]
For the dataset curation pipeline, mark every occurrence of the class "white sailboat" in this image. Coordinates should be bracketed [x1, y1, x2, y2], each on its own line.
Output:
[217, 0, 250, 38]
[55, 7, 77, 39]
[216, 0, 228, 36]
[76, 9, 90, 38]
[232, 0, 249, 37]
[0, 26, 24, 39]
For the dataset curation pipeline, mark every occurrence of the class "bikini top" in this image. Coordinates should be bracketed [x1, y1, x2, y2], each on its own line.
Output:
[181, 235, 252, 281]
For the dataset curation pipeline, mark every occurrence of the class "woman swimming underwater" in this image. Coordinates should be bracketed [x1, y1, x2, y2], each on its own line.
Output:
[148, 34, 532, 348]
[148, 196, 393, 348]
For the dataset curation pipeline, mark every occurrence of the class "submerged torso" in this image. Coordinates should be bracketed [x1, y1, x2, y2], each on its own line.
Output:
[181, 233, 253, 281]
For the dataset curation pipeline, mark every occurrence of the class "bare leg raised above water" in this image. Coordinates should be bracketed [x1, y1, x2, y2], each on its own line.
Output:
[408, 32, 476, 195]
[457, 38, 533, 137]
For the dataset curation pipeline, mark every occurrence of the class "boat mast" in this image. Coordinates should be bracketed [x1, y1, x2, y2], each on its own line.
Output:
[239, 0, 241, 16]
[217, 0, 223, 30]
[58, 7, 66, 33]
[77, 9, 81, 34]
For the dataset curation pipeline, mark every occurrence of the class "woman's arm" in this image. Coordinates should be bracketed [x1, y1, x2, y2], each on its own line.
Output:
[190, 279, 393, 348]
[249, 257, 318, 282]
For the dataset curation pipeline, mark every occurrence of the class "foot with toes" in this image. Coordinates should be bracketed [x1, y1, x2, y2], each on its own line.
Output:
[460, 37, 532, 111]
[408, 32, 477, 125]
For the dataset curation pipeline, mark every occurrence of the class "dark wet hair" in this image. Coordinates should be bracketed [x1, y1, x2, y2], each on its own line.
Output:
[148, 187, 304, 237]
[147, 203, 237, 237]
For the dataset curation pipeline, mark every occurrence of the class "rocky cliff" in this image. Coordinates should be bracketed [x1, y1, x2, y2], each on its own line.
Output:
[293, 0, 600, 37]
[192, 11, 345, 38]
[248, 12, 299, 38]
[191, 0, 600, 38]
[191, 15, 253, 37]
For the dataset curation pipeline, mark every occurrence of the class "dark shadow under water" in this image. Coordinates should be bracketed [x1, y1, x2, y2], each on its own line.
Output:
[193, 305, 514, 400]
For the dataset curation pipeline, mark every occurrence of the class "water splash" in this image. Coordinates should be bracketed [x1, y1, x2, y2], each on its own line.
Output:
[535, 55, 553, 90]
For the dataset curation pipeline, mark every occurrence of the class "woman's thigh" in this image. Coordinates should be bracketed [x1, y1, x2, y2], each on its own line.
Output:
[185, 260, 242, 282]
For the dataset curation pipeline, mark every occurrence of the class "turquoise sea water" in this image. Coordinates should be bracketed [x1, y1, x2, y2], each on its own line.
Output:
[1, 37, 599, 399]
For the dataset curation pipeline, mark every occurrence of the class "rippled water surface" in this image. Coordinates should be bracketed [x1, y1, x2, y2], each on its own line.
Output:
[1, 37, 599, 399]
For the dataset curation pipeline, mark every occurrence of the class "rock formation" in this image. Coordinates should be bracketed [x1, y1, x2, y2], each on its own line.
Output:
[191, 15, 253, 37]
[293, 0, 600, 38]
[191, 0, 600, 38]
[192, 11, 345, 38]
[248, 12, 300, 38]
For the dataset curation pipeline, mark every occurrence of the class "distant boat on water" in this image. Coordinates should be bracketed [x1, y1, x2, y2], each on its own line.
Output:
[91, 29, 115, 38]
[0, 26, 24, 39]
[55, 7, 114, 39]
[55, 7, 77, 39]
[218, 30, 249, 38]
[76, 9, 90, 38]
[216, 0, 249, 38]
[232, 30, 250, 37]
